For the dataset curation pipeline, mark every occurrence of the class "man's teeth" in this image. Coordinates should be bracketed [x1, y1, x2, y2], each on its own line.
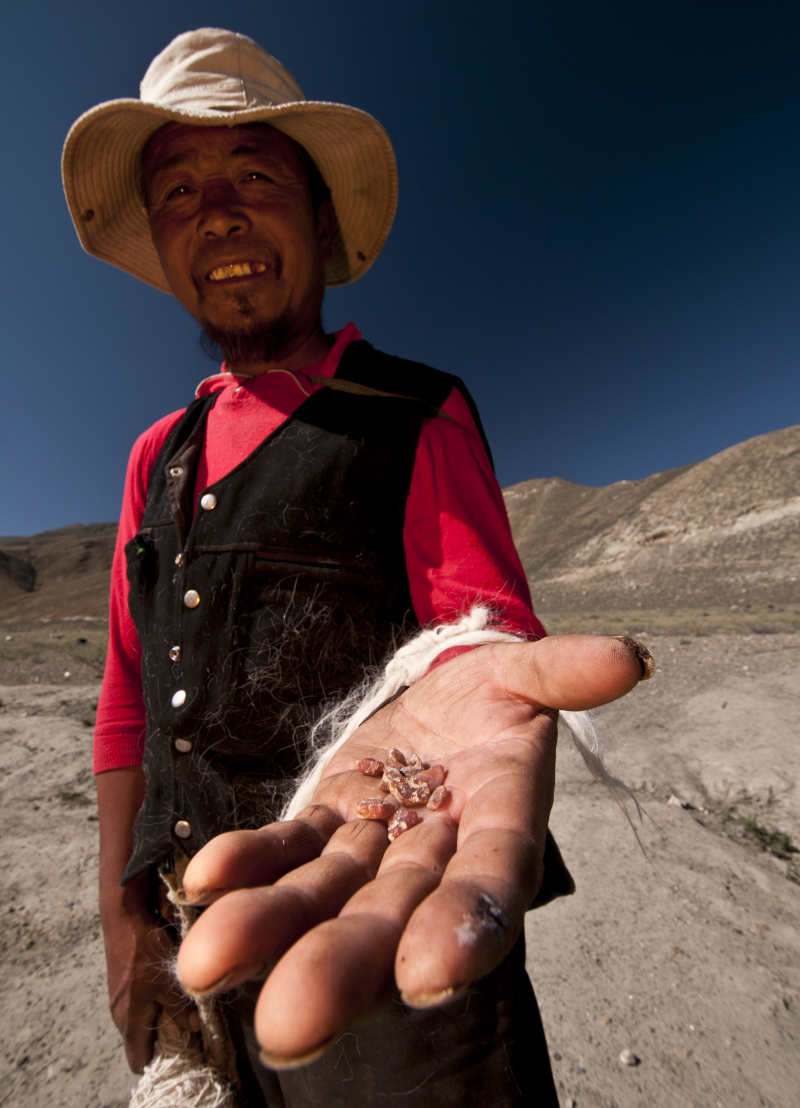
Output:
[207, 262, 267, 281]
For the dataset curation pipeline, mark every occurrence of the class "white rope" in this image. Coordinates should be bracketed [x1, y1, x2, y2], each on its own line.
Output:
[129, 1047, 238, 1108]
[560, 705, 645, 848]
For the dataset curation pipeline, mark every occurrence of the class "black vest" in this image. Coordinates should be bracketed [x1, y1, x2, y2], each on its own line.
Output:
[122, 341, 481, 881]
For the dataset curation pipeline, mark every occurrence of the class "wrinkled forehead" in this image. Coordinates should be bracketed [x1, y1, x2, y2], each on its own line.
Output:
[143, 121, 306, 174]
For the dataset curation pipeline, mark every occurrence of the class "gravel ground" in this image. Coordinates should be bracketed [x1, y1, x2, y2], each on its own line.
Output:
[0, 626, 797, 1107]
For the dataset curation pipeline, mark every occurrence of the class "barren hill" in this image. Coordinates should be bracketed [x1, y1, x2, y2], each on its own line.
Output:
[504, 423, 800, 628]
[0, 523, 116, 623]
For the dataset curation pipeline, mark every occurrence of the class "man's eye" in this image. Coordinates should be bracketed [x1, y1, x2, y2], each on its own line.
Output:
[243, 171, 275, 184]
[165, 184, 193, 202]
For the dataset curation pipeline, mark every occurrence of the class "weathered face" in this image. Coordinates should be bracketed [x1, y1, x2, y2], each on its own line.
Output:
[142, 122, 334, 359]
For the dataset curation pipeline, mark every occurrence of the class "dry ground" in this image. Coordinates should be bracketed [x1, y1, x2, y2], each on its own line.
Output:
[0, 621, 797, 1107]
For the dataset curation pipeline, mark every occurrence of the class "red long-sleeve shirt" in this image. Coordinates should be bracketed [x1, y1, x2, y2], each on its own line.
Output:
[94, 324, 543, 773]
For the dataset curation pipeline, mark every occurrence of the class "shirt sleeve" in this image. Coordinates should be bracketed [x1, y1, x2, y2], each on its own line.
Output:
[93, 411, 184, 773]
[403, 386, 545, 641]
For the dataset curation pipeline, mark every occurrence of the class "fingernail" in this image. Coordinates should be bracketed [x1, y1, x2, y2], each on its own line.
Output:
[400, 985, 464, 1008]
[615, 636, 655, 681]
[259, 1039, 334, 1070]
[174, 887, 219, 906]
[184, 962, 267, 997]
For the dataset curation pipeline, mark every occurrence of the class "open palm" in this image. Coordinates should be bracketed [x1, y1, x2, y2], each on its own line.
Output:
[176, 635, 647, 1066]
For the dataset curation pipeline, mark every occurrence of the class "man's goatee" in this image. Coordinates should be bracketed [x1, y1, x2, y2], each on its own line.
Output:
[200, 317, 296, 369]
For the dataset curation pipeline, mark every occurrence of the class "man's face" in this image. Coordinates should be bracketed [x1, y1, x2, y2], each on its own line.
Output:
[142, 123, 333, 362]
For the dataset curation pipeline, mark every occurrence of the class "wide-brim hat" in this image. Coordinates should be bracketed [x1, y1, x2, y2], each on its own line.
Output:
[62, 28, 398, 290]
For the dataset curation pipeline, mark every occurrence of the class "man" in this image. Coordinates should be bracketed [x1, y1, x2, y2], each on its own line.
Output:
[63, 28, 651, 1106]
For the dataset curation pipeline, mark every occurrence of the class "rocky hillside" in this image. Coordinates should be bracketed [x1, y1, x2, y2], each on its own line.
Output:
[504, 424, 800, 624]
[0, 524, 116, 623]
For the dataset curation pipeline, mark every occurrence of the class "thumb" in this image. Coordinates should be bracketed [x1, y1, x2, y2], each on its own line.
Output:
[496, 634, 653, 711]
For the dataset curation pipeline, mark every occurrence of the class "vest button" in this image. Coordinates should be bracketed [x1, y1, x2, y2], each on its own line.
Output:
[174, 820, 192, 839]
[171, 689, 187, 708]
[168, 645, 181, 663]
[168, 465, 184, 478]
[174, 738, 192, 753]
[183, 589, 200, 609]
[174, 552, 185, 567]
[200, 492, 218, 511]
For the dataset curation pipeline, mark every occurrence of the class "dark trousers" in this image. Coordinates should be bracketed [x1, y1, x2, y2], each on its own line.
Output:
[226, 937, 559, 1107]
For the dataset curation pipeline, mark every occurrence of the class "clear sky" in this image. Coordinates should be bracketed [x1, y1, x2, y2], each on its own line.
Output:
[3, 0, 799, 536]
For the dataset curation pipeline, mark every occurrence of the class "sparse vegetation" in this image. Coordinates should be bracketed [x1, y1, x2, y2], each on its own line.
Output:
[739, 816, 797, 859]
[57, 790, 92, 808]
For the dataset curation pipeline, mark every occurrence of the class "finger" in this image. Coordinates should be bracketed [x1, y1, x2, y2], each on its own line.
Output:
[395, 726, 555, 1004]
[156, 982, 201, 1033]
[170, 1002, 201, 1033]
[112, 927, 179, 1072]
[140, 927, 200, 1036]
[154, 1001, 200, 1038]
[122, 1005, 158, 1074]
[177, 818, 388, 995]
[395, 834, 534, 1005]
[497, 634, 653, 710]
[255, 816, 458, 1065]
[180, 805, 344, 905]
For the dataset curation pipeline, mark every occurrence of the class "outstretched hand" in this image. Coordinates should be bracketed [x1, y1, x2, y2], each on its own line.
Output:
[175, 635, 649, 1067]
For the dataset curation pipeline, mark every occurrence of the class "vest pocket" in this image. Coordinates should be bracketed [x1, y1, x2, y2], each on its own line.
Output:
[254, 548, 366, 576]
[125, 531, 159, 632]
[229, 551, 384, 730]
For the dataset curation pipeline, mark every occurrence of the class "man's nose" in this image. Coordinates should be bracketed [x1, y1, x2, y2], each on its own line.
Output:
[197, 183, 250, 238]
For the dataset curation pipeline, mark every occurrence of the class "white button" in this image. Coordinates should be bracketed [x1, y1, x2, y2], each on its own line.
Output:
[174, 552, 184, 567]
[174, 820, 192, 839]
[168, 645, 181, 662]
[183, 589, 200, 609]
[168, 465, 184, 478]
[174, 738, 192, 753]
[171, 689, 187, 708]
[200, 492, 217, 511]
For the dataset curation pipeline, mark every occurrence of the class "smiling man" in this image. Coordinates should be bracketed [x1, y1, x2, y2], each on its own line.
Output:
[63, 28, 651, 1107]
[143, 122, 334, 368]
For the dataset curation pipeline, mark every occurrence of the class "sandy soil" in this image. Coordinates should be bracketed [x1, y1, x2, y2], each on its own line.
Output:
[0, 626, 797, 1107]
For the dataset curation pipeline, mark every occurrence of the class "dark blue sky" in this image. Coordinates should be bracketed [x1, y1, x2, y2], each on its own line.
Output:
[3, 1, 799, 535]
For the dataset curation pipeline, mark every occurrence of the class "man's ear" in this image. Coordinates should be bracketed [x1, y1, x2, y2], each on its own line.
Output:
[315, 198, 338, 262]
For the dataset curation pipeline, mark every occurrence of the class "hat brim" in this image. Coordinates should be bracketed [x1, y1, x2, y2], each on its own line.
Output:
[62, 98, 398, 291]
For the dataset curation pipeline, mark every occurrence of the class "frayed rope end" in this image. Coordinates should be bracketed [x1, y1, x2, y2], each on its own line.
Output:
[129, 1047, 239, 1108]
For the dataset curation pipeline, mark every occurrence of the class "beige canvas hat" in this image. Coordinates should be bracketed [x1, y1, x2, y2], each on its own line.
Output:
[62, 28, 398, 289]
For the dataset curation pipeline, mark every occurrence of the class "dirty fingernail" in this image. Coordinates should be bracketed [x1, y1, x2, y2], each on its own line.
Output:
[615, 636, 655, 681]
[174, 886, 219, 906]
[259, 1039, 334, 1070]
[400, 985, 464, 1009]
[184, 962, 267, 997]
